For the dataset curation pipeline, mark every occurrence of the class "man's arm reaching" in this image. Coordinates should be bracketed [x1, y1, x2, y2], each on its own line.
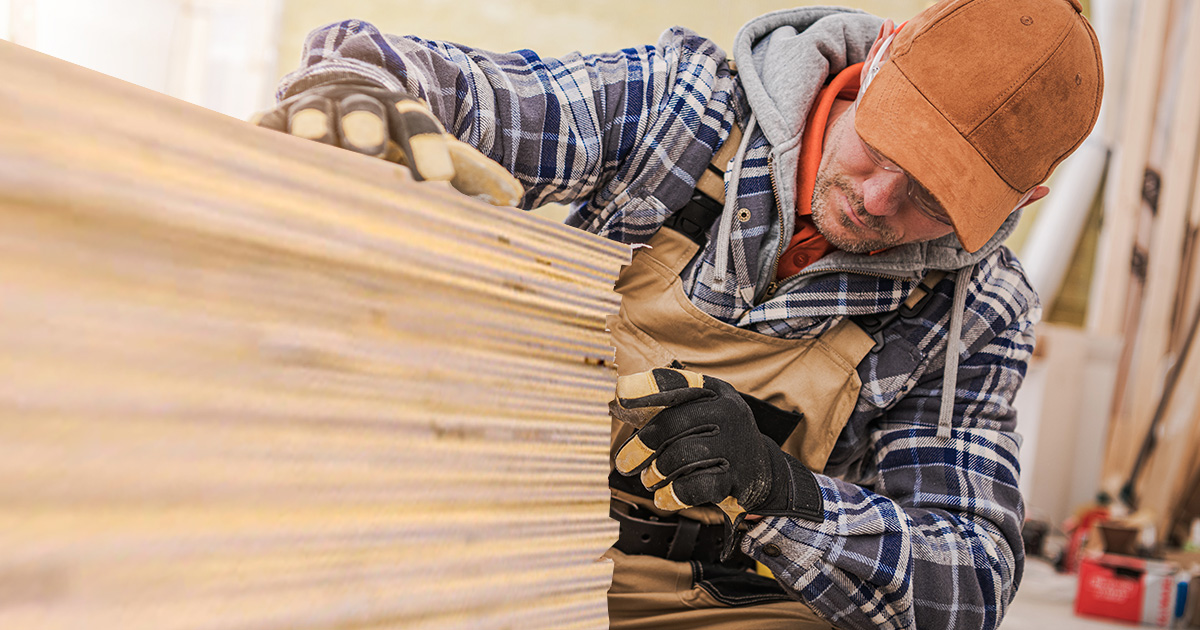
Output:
[272, 19, 738, 241]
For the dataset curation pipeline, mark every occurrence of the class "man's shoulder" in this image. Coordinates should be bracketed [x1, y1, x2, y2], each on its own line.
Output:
[964, 245, 1040, 323]
[901, 241, 1038, 328]
[879, 246, 1038, 358]
[919, 245, 1040, 362]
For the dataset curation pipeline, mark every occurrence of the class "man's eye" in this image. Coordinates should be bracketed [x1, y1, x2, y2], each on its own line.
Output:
[863, 142, 900, 172]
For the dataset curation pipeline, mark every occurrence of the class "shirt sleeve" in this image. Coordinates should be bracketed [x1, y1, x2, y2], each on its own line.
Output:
[743, 256, 1037, 630]
[274, 20, 738, 240]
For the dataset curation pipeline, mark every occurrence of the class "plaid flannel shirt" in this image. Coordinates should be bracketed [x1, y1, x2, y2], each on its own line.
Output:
[278, 19, 1037, 630]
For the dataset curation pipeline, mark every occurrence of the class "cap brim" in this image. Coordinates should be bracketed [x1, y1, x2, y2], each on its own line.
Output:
[855, 65, 1025, 253]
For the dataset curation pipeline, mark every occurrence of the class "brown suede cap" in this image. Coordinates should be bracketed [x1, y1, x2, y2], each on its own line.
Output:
[856, 0, 1103, 252]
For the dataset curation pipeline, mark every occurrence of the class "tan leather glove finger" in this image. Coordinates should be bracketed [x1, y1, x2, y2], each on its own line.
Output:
[253, 82, 523, 207]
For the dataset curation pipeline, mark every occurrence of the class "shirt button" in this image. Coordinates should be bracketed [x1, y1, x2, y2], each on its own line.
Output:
[792, 253, 808, 268]
[763, 543, 782, 557]
[738, 208, 752, 223]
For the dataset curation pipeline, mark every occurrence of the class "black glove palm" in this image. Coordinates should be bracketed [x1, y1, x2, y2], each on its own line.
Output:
[611, 368, 824, 560]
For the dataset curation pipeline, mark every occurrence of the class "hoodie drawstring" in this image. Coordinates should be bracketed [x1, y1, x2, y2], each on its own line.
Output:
[938, 263, 974, 440]
[713, 113, 758, 304]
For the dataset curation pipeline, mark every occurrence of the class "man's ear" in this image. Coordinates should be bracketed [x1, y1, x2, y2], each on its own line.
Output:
[865, 19, 895, 67]
[1017, 185, 1050, 210]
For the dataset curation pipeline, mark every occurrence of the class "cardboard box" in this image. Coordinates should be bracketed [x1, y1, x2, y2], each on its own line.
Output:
[1075, 553, 1179, 627]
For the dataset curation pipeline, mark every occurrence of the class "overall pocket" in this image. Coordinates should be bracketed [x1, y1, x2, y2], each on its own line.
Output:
[691, 560, 793, 606]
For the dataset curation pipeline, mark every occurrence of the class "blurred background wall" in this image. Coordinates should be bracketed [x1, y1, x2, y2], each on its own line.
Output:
[0, 0, 283, 120]
[0, 0, 931, 121]
[277, 0, 931, 84]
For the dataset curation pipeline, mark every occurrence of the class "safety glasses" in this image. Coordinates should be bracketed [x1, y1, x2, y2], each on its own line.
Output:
[853, 28, 954, 227]
[851, 115, 954, 226]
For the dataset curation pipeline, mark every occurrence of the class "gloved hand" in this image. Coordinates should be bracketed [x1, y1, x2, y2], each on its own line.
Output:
[610, 367, 824, 560]
[254, 81, 524, 206]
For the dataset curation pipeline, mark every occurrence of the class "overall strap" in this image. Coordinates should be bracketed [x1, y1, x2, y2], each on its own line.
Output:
[661, 124, 743, 244]
[849, 270, 949, 353]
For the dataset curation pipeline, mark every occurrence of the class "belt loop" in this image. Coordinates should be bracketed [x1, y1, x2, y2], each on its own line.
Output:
[666, 517, 702, 561]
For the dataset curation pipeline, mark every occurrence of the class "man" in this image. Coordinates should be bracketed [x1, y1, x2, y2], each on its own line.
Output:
[259, 0, 1102, 628]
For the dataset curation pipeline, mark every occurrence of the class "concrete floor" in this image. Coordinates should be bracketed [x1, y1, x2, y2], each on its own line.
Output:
[1003, 557, 1140, 629]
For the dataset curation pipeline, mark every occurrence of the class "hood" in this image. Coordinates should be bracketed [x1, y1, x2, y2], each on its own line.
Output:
[732, 7, 880, 224]
[806, 209, 1025, 279]
[732, 6, 1012, 274]
[733, 7, 879, 149]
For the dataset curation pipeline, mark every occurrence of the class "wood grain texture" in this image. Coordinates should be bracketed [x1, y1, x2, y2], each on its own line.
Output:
[1134, 309, 1200, 543]
[1087, 0, 1170, 336]
[0, 40, 628, 629]
[1101, 0, 1200, 497]
[1175, 133, 1200, 355]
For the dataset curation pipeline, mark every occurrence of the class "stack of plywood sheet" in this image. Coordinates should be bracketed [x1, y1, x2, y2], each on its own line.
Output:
[0, 40, 627, 629]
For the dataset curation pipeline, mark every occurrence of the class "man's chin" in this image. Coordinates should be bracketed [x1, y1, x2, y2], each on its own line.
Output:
[812, 203, 890, 254]
[826, 233, 888, 254]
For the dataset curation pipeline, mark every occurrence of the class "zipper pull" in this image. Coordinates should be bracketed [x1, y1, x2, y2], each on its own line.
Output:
[763, 281, 779, 301]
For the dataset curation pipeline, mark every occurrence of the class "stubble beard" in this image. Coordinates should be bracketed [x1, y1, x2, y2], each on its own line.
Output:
[810, 172, 902, 254]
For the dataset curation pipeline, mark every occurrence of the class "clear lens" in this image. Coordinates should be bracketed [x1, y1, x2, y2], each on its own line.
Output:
[907, 183, 953, 226]
[854, 115, 953, 226]
[853, 28, 954, 228]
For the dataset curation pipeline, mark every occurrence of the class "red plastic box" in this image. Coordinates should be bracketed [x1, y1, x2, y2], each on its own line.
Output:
[1075, 553, 1179, 627]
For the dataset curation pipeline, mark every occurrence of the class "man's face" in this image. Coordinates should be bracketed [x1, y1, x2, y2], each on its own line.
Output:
[810, 102, 956, 254]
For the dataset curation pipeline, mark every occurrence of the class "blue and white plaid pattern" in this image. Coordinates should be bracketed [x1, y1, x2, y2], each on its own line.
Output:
[279, 20, 1037, 630]
[752, 248, 1037, 630]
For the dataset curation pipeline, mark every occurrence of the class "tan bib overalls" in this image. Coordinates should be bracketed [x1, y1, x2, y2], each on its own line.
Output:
[603, 224, 877, 630]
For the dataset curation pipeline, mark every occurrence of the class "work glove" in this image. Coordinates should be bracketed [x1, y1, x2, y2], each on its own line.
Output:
[610, 367, 824, 561]
[254, 81, 524, 206]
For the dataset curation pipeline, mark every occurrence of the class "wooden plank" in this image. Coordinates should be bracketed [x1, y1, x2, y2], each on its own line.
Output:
[1168, 466, 1200, 547]
[1174, 132, 1200, 354]
[0, 40, 627, 629]
[1015, 324, 1122, 528]
[1099, 0, 1185, 492]
[1103, 0, 1200, 499]
[1087, 0, 1171, 336]
[1134, 307, 1200, 542]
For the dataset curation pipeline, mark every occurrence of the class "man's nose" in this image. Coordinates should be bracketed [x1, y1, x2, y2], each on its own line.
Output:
[861, 170, 907, 217]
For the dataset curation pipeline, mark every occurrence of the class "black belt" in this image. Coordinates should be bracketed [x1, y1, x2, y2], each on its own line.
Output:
[610, 501, 755, 570]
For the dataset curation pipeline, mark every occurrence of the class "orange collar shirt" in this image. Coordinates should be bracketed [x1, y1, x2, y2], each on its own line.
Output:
[774, 62, 863, 280]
